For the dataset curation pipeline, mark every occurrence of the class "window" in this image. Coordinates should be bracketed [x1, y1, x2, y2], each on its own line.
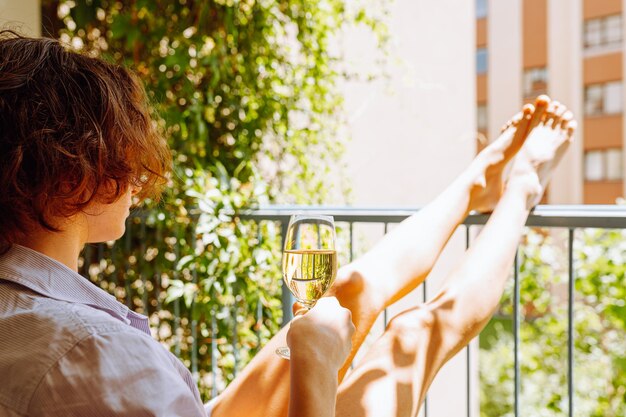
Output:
[477, 104, 488, 131]
[605, 15, 622, 44]
[584, 14, 622, 50]
[477, 48, 488, 75]
[584, 82, 623, 115]
[584, 148, 624, 181]
[585, 151, 604, 181]
[606, 149, 623, 180]
[523, 67, 548, 98]
[604, 82, 622, 113]
[584, 19, 602, 48]
[476, 0, 487, 19]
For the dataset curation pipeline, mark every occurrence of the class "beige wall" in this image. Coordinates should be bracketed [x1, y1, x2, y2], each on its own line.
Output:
[548, 0, 584, 204]
[339, 0, 477, 414]
[488, 0, 522, 141]
[623, 0, 626, 198]
[0, 0, 40, 36]
[340, 0, 476, 208]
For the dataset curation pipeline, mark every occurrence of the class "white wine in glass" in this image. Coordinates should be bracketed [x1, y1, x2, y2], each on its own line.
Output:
[276, 215, 337, 359]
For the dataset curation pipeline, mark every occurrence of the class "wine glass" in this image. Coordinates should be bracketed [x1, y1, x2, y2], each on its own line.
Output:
[275, 214, 338, 359]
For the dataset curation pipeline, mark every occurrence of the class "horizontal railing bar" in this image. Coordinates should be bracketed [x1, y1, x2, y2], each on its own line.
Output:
[239, 205, 626, 229]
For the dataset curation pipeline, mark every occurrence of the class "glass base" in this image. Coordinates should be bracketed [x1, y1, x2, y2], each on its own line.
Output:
[276, 346, 291, 360]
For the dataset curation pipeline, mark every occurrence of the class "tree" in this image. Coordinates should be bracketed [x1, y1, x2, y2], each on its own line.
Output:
[480, 228, 626, 416]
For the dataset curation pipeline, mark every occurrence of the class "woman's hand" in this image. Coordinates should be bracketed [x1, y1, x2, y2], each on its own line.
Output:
[287, 296, 355, 372]
[286, 297, 355, 417]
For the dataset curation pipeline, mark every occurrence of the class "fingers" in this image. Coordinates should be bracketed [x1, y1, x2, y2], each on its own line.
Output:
[321, 297, 356, 334]
[288, 296, 355, 367]
[292, 301, 307, 316]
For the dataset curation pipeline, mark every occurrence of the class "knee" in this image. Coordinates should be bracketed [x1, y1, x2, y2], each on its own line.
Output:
[387, 304, 437, 336]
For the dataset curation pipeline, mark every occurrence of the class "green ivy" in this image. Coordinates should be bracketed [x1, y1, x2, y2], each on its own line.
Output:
[480, 228, 626, 417]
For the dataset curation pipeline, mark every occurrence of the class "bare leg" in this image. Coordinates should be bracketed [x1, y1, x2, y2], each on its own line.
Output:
[332, 97, 547, 379]
[335, 103, 575, 417]
[210, 97, 549, 417]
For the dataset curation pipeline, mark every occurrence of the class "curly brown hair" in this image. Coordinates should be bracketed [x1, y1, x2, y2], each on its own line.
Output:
[0, 31, 171, 254]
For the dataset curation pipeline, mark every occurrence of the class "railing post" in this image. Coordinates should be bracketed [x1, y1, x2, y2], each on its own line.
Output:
[567, 228, 575, 417]
[232, 305, 239, 377]
[466, 225, 471, 417]
[383, 222, 389, 328]
[140, 220, 147, 315]
[124, 218, 132, 308]
[280, 219, 294, 325]
[191, 229, 198, 383]
[211, 312, 218, 399]
[423, 262, 429, 417]
[173, 223, 181, 357]
[513, 250, 521, 417]
[349, 222, 354, 262]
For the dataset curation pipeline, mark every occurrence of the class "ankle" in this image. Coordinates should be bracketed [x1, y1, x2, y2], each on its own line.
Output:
[504, 172, 542, 208]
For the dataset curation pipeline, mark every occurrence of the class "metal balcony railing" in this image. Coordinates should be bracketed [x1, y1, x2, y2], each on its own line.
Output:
[243, 205, 626, 417]
[80, 205, 626, 416]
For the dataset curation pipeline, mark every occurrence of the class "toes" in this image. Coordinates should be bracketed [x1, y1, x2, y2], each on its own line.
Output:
[542, 101, 558, 126]
[560, 110, 574, 129]
[557, 111, 577, 141]
[501, 111, 523, 133]
[516, 104, 534, 133]
[528, 95, 550, 131]
[551, 102, 567, 129]
[522, 103, 534, 118]
[500, 121, 510, 133]
[566, 120, 578, 139]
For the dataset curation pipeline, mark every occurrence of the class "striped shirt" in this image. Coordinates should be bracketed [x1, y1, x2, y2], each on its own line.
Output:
[0, 244, 214, 417]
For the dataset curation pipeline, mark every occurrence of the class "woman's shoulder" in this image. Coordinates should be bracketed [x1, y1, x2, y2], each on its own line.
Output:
[0, 281, 148, 415]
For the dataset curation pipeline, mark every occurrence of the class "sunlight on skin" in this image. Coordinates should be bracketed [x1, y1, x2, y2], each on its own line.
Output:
[335, 97, 576, 417]
[330, 96, 553, 381]
[212, 96, 577, 417]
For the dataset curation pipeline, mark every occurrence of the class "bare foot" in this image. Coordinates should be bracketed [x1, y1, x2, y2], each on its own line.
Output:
[507, 101, 576, 207]
[468, 95, 550, 213]
[328, 98, 556, 314]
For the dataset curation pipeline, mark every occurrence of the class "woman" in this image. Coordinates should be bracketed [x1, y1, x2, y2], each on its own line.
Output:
[0, 31, 575, 417]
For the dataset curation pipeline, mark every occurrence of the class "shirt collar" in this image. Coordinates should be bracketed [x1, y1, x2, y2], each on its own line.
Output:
[0, 244, 146, 330]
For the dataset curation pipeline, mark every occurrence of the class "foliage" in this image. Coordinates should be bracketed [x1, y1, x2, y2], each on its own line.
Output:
[44, 0, 388, 398]
[480, 228, 626, 417]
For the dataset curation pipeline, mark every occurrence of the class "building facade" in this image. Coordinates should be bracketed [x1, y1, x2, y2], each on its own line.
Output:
[477, 0, 626, 204]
